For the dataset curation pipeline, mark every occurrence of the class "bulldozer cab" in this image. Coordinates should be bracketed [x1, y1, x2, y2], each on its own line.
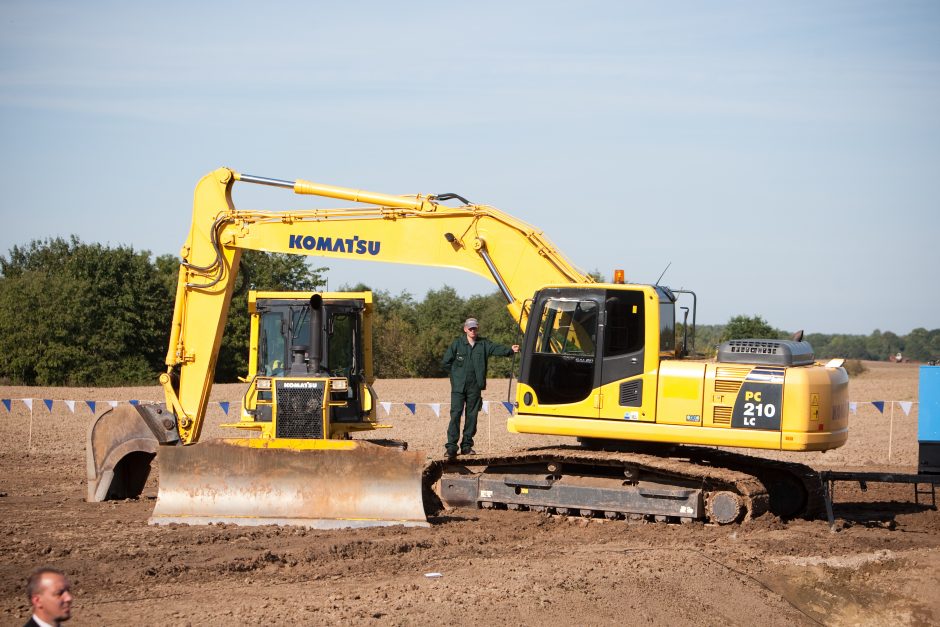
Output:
[88, 288, 429, 528]
[255, 295, 362, 380]
[235, 291, 379, 438]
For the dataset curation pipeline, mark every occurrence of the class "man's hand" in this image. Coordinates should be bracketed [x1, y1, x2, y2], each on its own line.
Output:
[511, 344, 520, 353]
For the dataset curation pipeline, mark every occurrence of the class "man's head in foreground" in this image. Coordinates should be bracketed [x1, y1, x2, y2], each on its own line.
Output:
[27, 568, 73, 624]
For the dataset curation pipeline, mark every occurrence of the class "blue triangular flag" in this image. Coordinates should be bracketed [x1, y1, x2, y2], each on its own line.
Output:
[129, 399, 140, 407]
[43, 399, 53, 412]
[502, 401, 514, 415]
[404, 403, 416, 414]
[2, 399, 10, 412]
[86, 400, 96, 414]
[871, 401, 885, 414]
[219, 401, 230, 415]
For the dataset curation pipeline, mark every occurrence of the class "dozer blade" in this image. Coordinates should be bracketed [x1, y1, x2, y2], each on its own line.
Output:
[86, 403, 179, 502]
[149, 439, 430, 529]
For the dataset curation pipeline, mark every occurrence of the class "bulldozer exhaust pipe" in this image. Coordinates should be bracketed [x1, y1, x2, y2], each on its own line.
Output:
[309, 293, 323, 374]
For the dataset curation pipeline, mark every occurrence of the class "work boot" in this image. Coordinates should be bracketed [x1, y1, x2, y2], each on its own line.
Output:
[461, 448, 478, 455]
[445, 449, 457, 460]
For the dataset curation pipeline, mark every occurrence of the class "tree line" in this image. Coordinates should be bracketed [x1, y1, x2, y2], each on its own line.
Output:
[1, 238, 936, 387]
[690, 315, 940, 363]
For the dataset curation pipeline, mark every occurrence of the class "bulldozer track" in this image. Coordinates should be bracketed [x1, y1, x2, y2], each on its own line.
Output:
[423, 445, 823, 525]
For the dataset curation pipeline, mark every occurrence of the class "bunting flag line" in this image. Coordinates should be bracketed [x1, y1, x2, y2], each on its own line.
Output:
[0, 396, 919, 422]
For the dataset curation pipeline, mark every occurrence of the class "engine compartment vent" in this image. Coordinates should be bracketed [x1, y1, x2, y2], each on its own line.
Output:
[712, 405, 733, 426]
[717, 339, 815, 367]
[619, 380, 643, 407]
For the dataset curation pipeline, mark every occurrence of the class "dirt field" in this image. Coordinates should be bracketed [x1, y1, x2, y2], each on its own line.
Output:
[1, 361, 938, 626]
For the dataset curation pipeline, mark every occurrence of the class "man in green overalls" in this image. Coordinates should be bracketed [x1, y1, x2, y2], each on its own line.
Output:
[442, 317, 519, 459]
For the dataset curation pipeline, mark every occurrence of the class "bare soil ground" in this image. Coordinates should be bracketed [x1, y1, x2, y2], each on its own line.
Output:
[1, 361, 938, 626]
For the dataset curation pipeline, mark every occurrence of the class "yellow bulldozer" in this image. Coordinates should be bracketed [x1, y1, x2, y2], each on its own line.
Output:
[87, 289, 428, 528]
[87, 167, 849, 526]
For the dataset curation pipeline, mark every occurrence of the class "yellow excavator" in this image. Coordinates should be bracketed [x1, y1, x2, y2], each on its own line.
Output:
[87, 167, 849, 526]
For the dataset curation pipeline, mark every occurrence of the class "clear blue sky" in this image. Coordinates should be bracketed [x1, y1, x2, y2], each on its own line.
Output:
[2, 1, 938, 335]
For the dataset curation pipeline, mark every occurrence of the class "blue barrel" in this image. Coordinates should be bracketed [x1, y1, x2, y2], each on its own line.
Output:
[920, 366, 940, 474]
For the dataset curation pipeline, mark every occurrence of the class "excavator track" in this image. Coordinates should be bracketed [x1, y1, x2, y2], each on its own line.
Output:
[424, 445, 822, 525]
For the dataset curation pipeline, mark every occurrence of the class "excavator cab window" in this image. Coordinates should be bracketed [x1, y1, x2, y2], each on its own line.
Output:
[605, 293, 644, 356]
[599, 289, 645, 383]
[535, 299, 597, 355]
[529, 298, 598, 405]
[659, 299, 676, 355]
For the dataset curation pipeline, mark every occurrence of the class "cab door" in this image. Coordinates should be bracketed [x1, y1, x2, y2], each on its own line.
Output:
[596, 287, 658, 422]
[519, 289, 602, 418]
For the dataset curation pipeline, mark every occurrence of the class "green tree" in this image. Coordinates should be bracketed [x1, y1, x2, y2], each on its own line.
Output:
[824, 334, 874, 360]
[867, 329, 902, 361]
[903, 328, 932, 362]
[0, 237, 173, 385]
[720, 315, 782, 342]
[367, 288, 423, 378]
[929, 330, 940, 362]
[683, 323, 723, 357]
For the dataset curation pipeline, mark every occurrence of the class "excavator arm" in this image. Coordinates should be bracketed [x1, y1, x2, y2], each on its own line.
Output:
[166, 167, 593, 443]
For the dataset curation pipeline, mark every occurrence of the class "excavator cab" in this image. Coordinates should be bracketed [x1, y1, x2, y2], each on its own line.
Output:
[512, 283, 848, 454]
[518, 285, 656, 414]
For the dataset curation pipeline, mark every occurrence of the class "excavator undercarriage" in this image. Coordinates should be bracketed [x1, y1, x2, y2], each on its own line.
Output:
[428, 445, 823, 525]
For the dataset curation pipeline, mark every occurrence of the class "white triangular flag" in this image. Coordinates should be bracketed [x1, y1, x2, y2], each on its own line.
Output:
[429, 403, 441, 418]
[64, 400, 76, 413]
[22, 398, 33, 410]
[380, 401, 392, 416]
[107, 400, 118, 408]
[899, 401, 913, 416]
[482, 400, 490, 414]
[849, 402, 857, 415]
